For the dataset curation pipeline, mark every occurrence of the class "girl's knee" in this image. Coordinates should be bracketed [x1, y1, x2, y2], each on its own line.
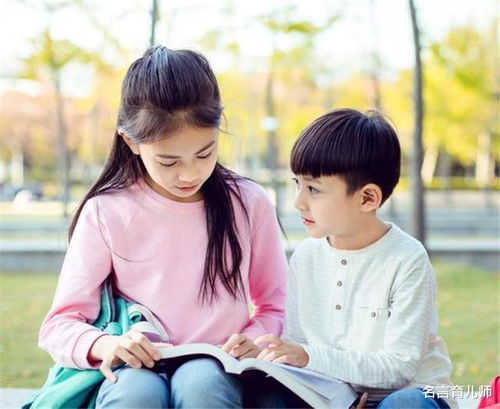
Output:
[170, 358, 243, 407]
[172, 358, 229, 387]
[97, 367, 169, 408]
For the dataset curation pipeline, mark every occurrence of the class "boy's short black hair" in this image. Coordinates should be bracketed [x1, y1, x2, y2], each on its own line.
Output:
[290, 108, 401, 205]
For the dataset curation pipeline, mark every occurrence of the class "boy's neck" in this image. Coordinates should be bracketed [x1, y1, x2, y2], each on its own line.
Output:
[327, 217, 389, 251]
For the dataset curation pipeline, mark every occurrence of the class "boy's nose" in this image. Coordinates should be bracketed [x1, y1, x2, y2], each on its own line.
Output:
[294, 194, 308, 212]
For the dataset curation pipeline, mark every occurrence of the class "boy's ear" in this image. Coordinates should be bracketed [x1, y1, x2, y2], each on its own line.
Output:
[118, 130, 140, 155]
[359, 183, 382, 212]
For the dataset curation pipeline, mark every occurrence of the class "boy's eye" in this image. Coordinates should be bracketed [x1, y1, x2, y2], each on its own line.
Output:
[308, 186, 320, 194]
[291, 177, 300, 188]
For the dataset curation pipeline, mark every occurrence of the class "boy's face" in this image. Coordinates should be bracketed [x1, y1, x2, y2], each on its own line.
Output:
[293, 174, 362, 239]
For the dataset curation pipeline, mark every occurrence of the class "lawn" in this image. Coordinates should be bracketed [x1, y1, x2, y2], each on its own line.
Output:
[0, 264, 498, 388]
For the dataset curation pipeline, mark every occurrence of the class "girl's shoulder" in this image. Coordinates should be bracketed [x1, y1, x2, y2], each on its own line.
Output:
[229, 177, 274, 214]
[80, 181, 145, 224]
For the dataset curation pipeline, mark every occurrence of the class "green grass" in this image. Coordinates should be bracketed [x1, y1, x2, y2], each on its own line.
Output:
[0, 265, 498, 388]
[433, 262, 499, 387]
[0, 273, 58, 387]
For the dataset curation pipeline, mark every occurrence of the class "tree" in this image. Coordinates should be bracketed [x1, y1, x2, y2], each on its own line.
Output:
[22, 28, 104, 217]
[408, 0, 426, 245]
[259, 8, 338, 214]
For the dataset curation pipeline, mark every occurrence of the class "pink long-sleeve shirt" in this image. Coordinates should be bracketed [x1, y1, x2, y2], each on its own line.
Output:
[39, 177, 287, 369]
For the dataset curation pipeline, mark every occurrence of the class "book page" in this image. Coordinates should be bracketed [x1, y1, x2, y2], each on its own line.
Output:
[272, 363, 348, 400]
[157, 343, 240, 373]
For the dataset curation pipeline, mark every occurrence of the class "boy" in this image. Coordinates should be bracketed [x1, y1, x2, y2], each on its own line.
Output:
[254, 109, 455, 409]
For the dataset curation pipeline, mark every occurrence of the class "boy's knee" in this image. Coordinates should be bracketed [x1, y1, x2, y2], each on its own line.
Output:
[97, 367, 169, 408]
[378, 388, 440, 409]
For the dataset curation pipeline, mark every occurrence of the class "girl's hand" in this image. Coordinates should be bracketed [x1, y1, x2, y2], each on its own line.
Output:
[89, 330, 172, 382]
[254, 334, 309, 367]
[221, 333, 261, 360]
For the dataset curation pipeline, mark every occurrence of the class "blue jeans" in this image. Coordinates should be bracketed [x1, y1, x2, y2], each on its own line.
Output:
[96, 357, 244, 408]
[253, 380, 451, 409]
[376, 388, 450, 409]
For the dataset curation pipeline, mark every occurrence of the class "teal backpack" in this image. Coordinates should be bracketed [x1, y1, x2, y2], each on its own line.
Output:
[22, 280, 168, 409]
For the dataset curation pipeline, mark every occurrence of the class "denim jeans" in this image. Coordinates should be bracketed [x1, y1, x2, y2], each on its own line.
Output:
[96, 357, 244, 408]
[253, 380, 452, 409]
[376, 388, 451, 409]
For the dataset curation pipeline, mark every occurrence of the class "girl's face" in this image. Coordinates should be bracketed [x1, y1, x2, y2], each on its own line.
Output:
[127, 125, 219, 202]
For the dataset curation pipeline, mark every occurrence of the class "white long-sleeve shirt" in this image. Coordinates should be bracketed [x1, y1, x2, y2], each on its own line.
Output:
[285, 223, 455, 406]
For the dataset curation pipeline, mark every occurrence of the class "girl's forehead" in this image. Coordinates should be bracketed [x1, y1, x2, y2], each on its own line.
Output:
[146, 126, 219, 154]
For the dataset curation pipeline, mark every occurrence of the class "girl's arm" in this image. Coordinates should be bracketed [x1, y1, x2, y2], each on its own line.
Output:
[241, 198, 287, 340]
[38, 197, 112, 369]
[302, 254, 439, 389]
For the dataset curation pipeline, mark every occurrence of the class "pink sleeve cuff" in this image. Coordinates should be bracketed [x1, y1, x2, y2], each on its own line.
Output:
[72, 329, 108, 369]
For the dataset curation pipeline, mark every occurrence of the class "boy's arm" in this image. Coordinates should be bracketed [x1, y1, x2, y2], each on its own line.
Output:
[303, 252, 437, 389]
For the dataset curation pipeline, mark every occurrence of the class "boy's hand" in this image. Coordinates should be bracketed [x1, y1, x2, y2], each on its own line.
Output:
[350, 393, 368, 409]
[221, 333, 260, 360]
[254, 334, 309, 367]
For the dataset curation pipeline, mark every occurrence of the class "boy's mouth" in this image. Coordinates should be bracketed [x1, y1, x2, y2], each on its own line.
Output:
[300, 216, 315, 226]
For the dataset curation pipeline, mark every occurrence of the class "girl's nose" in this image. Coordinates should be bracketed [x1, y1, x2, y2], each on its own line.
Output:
[178, 166, 199, 184]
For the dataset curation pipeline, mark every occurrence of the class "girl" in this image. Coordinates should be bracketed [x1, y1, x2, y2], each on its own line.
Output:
[38, 46, 287, 408]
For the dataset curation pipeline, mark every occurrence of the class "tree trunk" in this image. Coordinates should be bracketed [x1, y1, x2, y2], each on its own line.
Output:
[422, 144, 438, 184]
[265, 72, 281, 216]
[150, 0, 158, 47]
[409, 0, 426, 246]
[54, 72, 70, 218]
[475, 132, 493, 187]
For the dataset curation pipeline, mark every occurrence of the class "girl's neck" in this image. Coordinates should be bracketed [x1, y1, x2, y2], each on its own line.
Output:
[327, 216, 389, 251]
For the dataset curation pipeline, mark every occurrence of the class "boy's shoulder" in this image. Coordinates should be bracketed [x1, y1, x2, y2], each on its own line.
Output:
[386, 223, 428, 259]
[291, 224, 429, 265]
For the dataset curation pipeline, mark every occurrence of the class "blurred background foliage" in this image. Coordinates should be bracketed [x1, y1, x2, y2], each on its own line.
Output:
[0, 0, 497, 200]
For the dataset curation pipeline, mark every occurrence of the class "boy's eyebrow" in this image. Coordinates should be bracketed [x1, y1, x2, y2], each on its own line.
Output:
[156, 140, 216, 159]
[302, 175, 322, 183]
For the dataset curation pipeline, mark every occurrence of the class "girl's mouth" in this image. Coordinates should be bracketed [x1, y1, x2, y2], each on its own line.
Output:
[176, 184, 199, 193]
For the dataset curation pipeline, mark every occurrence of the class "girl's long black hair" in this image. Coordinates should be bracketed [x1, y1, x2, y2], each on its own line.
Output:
[69, 46, 248, 304]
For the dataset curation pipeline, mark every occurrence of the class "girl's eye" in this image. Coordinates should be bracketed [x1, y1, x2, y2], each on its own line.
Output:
[159, 162, 177, 167]
[197, 151, 212, 159]
[308, 186, 320, 194]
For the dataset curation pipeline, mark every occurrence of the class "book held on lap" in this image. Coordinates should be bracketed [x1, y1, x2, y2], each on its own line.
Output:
[157, 343, 357, 409]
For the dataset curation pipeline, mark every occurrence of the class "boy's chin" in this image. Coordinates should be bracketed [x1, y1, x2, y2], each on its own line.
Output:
[305, 228, 328, 239]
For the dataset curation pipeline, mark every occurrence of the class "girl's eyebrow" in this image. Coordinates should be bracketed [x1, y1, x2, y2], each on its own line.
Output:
[155, 140, 216, 159]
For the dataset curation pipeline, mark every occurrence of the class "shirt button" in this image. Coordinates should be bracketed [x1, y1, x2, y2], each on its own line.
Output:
[335, 304, 342, 310]
[341, 259, 347, 265]
[337, 281, 343, 287]
[371, 312, 376, 318]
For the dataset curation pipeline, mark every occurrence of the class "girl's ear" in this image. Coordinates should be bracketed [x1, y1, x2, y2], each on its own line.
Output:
[119, 130, 140, 155]
[360, 183, 382, 212]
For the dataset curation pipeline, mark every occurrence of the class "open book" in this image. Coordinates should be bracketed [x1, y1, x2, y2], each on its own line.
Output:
[157, 343, 357, 409]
